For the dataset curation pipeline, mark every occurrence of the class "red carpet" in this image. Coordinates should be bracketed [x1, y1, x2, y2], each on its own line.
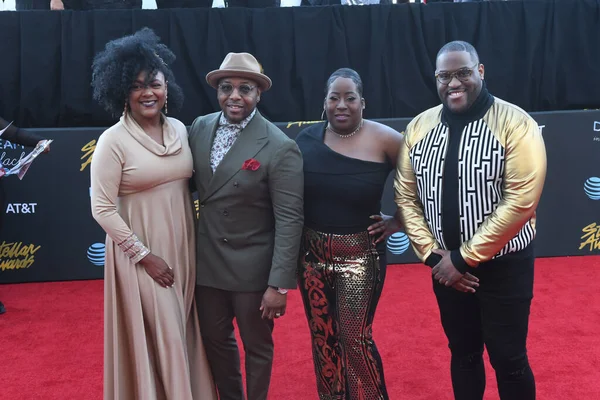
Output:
[1, 256, 599, 400]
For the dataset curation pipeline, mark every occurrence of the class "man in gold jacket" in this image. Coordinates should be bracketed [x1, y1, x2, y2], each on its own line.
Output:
[395, 41, 546, 400]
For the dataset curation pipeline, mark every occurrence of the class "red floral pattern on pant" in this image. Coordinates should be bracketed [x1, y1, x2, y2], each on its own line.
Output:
[299, 236, 346, 399]
[298, 229, 389, 400]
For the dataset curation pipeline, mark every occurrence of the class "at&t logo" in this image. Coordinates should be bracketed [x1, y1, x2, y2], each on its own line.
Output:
[387, 232, 410, 255]
[87, 243, 105, 266]
[6, 203, 37, 214]
[584, 177, 600, 200]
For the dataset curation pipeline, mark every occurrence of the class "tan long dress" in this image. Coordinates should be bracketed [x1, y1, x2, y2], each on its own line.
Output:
[91, 113, 216, 400]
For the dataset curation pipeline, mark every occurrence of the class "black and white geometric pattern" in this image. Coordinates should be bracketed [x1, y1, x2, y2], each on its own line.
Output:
[458, 120, 504, 241]
[410, 123, 448, 250]
[410, 119, 535, 259]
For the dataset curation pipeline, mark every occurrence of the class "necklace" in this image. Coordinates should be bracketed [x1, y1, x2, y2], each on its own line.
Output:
[326, 119, 364, 139]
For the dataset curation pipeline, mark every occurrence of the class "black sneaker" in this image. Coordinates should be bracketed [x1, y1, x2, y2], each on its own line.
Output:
[0, 301, 5, 315]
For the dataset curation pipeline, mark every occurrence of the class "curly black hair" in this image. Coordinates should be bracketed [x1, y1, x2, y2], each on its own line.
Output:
[91, 27, 184, 117]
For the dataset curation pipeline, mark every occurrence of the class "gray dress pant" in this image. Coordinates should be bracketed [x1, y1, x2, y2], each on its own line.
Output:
[196, 286, 275, 400]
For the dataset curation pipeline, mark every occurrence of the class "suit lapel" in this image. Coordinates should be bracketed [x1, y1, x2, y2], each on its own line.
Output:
[195, 113, 219, 197]
[203, 112, 269, 201]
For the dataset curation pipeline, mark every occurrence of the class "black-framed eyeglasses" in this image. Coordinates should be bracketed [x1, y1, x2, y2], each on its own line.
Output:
[435, 64, 479, 85]
[218, 83, 257, 96]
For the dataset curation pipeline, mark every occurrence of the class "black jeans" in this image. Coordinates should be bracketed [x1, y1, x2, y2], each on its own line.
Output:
[433, 246, 536, 400]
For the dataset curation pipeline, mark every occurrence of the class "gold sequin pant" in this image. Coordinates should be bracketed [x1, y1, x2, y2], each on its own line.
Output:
[298, 228, 389, 400]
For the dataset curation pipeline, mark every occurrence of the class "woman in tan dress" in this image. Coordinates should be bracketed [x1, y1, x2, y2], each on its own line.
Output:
[90, 28, 216, 400]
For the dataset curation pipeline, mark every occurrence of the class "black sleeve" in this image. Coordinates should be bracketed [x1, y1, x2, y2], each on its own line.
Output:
[0, 117, 45, 147]
[424, 253, 442, 268]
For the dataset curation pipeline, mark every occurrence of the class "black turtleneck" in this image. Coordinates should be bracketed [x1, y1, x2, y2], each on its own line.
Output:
[426, 83, 494, 272]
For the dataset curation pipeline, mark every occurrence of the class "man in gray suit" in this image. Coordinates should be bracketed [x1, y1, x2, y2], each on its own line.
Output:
[188, 52, 304, 400]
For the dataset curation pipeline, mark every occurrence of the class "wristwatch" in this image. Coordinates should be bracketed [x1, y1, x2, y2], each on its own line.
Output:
[269, 285, 288, 295]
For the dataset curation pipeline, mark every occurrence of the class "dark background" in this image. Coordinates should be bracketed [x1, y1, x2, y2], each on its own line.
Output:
[1, 0, 600, 128]
[1, 109, 599, 284]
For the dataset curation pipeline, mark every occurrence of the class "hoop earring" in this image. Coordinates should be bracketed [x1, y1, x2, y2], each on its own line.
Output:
[123, 101, 128, 116]
[321, 109, 326, 121]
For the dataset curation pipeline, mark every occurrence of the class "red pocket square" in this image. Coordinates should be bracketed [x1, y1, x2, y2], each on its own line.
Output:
[242, 158, 260, 171]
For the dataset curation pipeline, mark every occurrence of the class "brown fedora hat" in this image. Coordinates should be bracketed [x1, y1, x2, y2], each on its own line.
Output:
[206, 52, 272, 91]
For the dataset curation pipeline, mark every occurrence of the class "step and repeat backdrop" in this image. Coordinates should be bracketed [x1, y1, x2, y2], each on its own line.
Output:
[1, 110, 599, 283]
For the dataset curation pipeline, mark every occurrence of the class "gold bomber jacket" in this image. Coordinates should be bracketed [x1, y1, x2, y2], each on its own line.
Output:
[394, 97, 547, 267]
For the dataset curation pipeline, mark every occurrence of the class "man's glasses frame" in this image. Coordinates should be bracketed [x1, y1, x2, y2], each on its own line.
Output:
[435, 64, 480, 85]
[218, 83, 257, 96]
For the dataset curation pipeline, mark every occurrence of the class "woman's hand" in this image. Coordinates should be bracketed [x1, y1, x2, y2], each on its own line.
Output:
[367, 213, 402, 244]
[139, 253, 174, 288]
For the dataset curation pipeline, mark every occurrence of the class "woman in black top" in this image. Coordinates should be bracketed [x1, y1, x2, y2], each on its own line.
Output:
[295, 68, 403, 400]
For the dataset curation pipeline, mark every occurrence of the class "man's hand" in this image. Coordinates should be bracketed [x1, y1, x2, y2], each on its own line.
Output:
[431, 249, 463, 287]
[452, 272, 479, 293]
[50, 0, 65, 10]
[367, 213, 402, 244]
[259, 287, 287, 320]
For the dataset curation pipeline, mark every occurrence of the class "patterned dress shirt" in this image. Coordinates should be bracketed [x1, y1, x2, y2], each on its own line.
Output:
[209, 109, 257, 172]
